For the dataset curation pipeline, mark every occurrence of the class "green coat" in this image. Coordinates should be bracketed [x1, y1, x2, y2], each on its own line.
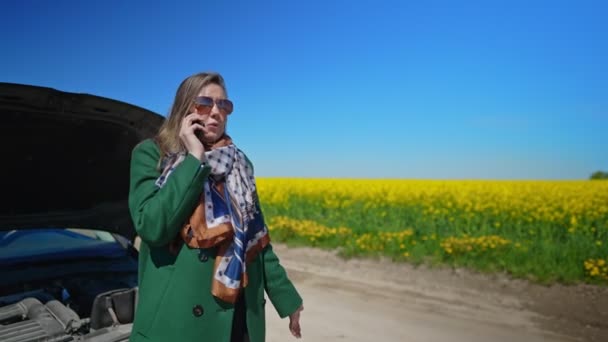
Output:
[128, 139, 302, 342]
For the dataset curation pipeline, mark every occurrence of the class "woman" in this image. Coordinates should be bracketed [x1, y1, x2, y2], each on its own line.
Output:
[128, 72, 303, 342]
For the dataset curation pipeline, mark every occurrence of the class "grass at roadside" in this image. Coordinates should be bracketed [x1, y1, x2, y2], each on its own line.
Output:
[257, 178, 608, 285]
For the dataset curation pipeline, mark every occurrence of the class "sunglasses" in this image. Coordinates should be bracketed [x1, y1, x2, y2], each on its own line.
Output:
[193, 96, 234, 115]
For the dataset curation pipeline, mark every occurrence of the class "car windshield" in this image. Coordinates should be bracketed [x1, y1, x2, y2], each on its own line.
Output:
[0, 228, 124, 266]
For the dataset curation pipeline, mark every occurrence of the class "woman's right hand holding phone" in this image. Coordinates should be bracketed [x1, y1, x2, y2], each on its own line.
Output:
[179, 113, 206, 161]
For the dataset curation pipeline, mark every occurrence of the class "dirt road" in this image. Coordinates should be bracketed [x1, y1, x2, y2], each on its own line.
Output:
[265, 244, 608, 342]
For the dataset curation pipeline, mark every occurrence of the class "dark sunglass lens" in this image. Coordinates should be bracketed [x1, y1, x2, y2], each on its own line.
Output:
[195, 105, 211, 115]
[218, 99, 234, 114]
[195, 96, 214, 106]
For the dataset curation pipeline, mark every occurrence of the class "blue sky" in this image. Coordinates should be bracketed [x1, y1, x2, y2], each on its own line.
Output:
[1, 0, 606, 179]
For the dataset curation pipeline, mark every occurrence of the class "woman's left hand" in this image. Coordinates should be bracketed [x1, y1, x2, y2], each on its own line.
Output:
[289, 305, 303, 338]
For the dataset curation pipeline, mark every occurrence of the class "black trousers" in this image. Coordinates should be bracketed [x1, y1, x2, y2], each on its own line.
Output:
[230, 292, 248, 342]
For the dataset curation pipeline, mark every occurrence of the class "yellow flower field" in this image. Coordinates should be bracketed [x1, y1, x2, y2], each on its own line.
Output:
[257, 179, 608, 284]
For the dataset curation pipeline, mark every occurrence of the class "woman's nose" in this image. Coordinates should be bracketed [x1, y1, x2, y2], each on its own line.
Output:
[209, 102, 221, 117]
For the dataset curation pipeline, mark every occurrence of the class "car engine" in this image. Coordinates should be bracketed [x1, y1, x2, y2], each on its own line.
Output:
[0, 287, 137, 342]
[1, 297, 83, 342]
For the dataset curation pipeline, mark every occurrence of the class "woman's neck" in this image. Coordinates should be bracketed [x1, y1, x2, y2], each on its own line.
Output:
[204, 134, 231, 150]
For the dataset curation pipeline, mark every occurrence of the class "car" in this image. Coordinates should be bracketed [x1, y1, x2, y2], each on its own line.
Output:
[0, 82, 164, 342]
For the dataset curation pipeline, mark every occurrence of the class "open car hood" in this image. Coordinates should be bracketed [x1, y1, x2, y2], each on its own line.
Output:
[0, 82, 164, 239]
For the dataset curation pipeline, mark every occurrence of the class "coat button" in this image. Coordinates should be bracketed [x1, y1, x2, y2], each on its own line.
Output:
[192, 305, 204, 317]
[199, 253, 209, 262]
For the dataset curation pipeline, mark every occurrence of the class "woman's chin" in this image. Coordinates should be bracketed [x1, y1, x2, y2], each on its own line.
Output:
[202, 132, 223, 144]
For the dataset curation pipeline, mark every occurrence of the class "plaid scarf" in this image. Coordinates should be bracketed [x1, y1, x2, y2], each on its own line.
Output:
[155, 136, 270, 303]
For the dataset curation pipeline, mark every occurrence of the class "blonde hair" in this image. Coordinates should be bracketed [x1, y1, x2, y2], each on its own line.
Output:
[155, 72, 228, 165]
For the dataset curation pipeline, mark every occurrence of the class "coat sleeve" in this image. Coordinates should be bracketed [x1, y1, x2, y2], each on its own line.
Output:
[128, 139, 211, 246]
[263, 243, 303, 318]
